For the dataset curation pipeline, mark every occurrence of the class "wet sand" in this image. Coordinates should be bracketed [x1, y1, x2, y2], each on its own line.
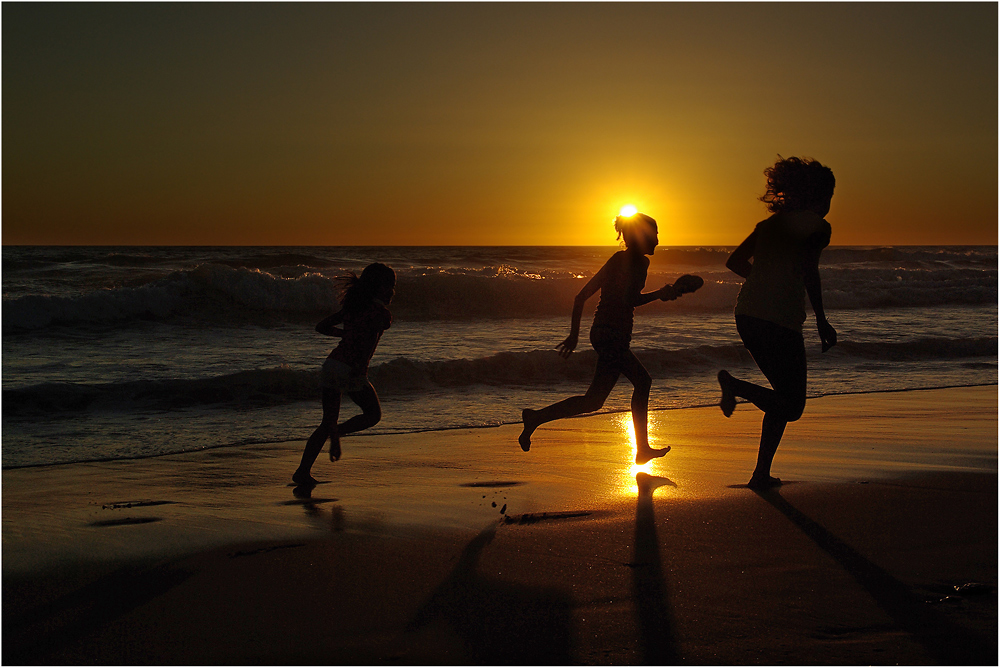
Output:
[3, 386, 997, 664]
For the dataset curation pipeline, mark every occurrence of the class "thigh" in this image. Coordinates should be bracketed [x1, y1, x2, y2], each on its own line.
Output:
[617, 349, 650, 387]
[736, 315, 806, 397]
[346, 380, 380, 414]
[585, 351, 622, 401]
[588, 326, 631, 397]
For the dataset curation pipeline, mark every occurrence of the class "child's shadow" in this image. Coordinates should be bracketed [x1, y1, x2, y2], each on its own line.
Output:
[403, 524, 574, 664]
[753, 487, 994, 664]
[631, 472, 681, 665]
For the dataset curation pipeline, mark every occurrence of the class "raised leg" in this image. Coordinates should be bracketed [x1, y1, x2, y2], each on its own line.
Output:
[518, 355, 619, 451]
[340, 381, 382, 435]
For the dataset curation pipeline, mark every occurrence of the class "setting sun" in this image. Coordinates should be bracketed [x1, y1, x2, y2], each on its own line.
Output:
[619, 204, 638, 218]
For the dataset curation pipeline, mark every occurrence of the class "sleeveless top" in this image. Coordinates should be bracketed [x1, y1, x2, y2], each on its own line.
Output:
[591, 251, 648, 342]
[734, 210, 831, 333]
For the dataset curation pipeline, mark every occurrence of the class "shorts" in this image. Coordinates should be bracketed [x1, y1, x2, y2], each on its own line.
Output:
[735, 314, 807, 421]
[320, 357, 369, 392]
[589, 324, 631, 366]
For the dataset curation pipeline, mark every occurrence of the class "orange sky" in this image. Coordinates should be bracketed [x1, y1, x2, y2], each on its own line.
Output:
[3, 3, 996, 246]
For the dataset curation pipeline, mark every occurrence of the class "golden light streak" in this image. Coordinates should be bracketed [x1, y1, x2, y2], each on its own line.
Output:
[617, 414, 652, 496]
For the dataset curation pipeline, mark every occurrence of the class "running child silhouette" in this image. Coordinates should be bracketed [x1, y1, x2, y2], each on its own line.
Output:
[293, 263, 395, 487]
[717, 156, 838, 490]
[519, 213, 703, 464]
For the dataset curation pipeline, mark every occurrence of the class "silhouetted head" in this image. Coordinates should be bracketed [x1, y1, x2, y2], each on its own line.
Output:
[760, 156, 835, 217]
[614, 213, 659, 255]
[340, 262, 396, 311]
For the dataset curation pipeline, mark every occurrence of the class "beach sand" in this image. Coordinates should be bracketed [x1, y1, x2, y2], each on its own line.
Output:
[3, 386, 997, 664]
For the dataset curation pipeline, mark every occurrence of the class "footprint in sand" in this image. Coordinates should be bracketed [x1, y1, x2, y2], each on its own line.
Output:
[101, 500, 178, 510]
[503, 511, 592, 525]
[459, 481, 525, 488]
[89, 517, 163, 527]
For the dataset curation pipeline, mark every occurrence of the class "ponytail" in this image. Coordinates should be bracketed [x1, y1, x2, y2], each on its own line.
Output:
[614, 212, 657, 243]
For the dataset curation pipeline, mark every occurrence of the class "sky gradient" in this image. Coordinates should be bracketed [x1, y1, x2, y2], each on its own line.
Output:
[3, 3, 997, 246]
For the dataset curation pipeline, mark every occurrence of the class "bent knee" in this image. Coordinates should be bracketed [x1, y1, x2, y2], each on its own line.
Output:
[580, 395, 607, 413]
[783, 398, 806, 422]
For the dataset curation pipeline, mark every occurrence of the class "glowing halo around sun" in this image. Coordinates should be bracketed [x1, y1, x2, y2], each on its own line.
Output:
[619, 204, 638, 217]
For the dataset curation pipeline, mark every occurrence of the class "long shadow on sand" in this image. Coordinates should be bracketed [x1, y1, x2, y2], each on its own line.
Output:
[631, 472, 682, 664]
[3, 561, 193, 664]
[405, 524, 574, 664]
[755, 488, 995, 664]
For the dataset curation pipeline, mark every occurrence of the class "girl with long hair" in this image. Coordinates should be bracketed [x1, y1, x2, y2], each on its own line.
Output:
[293, 262, 396, 486]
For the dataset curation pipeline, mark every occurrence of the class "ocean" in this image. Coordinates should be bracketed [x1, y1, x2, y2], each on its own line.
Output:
[2, 245, 996, 469]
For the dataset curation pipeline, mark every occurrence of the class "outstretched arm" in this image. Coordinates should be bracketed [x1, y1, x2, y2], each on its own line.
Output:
[632, 290, 662, 308]
[727, 230, 757, 278]
[803, 237, 837, 352]
[557, 266, 605, 358]
[316, 310, 345, 337]
[651, 274, 704, 303]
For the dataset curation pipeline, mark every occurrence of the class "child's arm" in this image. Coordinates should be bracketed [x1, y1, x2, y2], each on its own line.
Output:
[726, 230, 757, 278]
[803, 232, 836, 352]
[633, 290, 663, 307]
[557, 265, 606, 358]
[627, 257, 660, 307]
[315, 310, 345, 337]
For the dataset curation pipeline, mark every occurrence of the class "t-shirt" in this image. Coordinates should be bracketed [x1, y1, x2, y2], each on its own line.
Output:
[591, 251, 649, 341]
[734, 210, 832, 332]
[329, 300, 392, 374]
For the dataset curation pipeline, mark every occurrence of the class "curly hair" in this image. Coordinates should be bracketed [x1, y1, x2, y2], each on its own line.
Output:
[760, 156, 835, 214]
[339, 262, 395, 312]
[613, 212, 657, 243]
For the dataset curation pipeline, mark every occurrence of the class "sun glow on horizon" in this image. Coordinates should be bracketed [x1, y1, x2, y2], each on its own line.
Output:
[619, 204, 638, 218]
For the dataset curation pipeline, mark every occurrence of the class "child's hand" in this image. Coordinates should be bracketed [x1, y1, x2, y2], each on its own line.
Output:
[658, 284, 678, 301]
[673, 274, 704, 295]
[818, 318, 837, 352]
[556, 333, 578, 358]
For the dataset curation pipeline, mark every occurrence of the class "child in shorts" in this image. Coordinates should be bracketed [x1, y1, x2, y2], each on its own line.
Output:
[518, 212, 703, 464]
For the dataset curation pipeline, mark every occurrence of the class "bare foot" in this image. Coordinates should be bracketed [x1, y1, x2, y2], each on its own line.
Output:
[518, 409, 537, 452]
[635, 445, 670, 465]
[747, 474, 782, 490]
[292, 470, 319, 487]
[718, 370, 736, 417]
[329, 434, 341, 462]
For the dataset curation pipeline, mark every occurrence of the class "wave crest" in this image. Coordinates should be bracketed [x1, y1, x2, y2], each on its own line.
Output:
[4, 259, 996, 331]
[5, 336, 993, 415]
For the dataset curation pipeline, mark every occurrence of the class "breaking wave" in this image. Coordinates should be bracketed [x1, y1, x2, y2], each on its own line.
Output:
[5, 336, 994, 415]
[4, 261, 996, 331]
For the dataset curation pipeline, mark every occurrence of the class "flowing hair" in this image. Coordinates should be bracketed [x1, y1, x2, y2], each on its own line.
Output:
[760, 156, 835, 214]
[338, 262, 396, 312]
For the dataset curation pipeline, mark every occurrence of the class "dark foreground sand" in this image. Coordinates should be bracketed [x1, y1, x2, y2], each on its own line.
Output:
[3, 386, 997, 664]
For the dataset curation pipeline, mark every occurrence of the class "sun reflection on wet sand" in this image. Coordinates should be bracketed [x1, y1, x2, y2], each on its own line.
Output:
[616, 413, 668, 496]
